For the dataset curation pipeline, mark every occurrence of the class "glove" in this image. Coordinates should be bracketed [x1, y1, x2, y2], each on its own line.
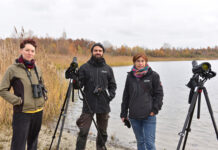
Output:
[124, 118, 131, 128]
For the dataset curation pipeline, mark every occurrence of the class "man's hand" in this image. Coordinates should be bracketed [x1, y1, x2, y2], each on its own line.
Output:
[121, 118, 125, 122]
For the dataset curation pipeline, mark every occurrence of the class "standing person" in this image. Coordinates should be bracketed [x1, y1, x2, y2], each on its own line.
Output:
[75, 43, 117, 150]
[0, 39, 47, 150]
[120, 53, 163, 150]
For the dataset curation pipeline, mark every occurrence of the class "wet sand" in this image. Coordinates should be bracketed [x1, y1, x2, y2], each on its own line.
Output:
[0, 125, 127, 150]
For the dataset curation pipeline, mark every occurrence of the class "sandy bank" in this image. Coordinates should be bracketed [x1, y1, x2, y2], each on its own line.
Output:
[0, 125, 128, 150]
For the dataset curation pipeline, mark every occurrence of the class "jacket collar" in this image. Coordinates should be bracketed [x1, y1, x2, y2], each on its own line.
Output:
[14, 61, 38, 70]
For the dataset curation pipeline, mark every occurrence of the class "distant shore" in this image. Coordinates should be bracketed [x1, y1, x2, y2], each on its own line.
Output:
[47, 54, 218, 69]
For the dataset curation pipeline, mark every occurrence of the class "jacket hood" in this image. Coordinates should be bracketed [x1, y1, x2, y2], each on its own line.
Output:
[14, 60, 26, 69]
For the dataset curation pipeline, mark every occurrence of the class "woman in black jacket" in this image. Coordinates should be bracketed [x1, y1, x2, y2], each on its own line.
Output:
[120, 53, 163, 150]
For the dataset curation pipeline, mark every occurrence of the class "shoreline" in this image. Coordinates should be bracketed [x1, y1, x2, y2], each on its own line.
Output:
[47, 54, 218, 69]
[0, 124, 132, 150]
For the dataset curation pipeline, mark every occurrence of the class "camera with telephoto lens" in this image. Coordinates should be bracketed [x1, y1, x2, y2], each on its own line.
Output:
[187, 60, 216, 89]
[191, 60, 215, 78]
[65, 57, 78, 79]
[186, 60, 216, 103]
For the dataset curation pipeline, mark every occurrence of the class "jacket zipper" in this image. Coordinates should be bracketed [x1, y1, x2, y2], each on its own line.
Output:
[31, 69, 37, 110]
[96, 67, 99, 109]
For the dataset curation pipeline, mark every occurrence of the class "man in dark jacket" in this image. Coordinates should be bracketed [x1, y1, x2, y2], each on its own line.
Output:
[76, 43, 117, 150]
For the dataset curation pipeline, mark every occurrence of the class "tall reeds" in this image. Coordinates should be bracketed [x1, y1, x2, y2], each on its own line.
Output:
[0, 38, 68, 126]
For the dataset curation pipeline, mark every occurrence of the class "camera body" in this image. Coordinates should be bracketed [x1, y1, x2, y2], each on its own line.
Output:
[65, 57, 78, 79]
[93, 86, 102, 96]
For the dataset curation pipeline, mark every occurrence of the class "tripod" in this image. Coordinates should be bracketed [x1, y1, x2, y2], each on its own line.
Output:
[49, 79, 74, 150]
[177, 77, 218, 150]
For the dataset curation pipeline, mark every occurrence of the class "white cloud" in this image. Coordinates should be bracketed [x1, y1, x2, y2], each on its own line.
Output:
[0, 0, 218, 48]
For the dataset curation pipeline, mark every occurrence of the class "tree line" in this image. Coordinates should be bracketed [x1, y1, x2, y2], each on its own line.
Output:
[1, 37, 218, 58]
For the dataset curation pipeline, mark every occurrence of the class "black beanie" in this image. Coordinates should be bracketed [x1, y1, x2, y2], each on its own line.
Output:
[91, 43, 105, 53]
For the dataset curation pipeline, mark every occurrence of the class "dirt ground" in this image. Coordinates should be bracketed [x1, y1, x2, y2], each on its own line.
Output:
[0, 125, 126, 150]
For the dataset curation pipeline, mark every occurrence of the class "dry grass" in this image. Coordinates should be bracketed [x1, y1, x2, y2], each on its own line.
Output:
[46, 54, 91, 70]
[0, 39, 68, 125]
[0, 39, 18, 125]
[45, 54, 218, 70]
[46, 54, 133, 68]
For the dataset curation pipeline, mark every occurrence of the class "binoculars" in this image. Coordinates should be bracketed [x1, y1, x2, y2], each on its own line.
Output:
[32, 84, 47, 100]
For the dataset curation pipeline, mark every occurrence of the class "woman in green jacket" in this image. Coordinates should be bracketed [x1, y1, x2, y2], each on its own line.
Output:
[0, 39, 47, 150]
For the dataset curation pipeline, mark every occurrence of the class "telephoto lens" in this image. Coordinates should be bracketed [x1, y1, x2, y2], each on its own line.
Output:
[65, 57, 78, 79]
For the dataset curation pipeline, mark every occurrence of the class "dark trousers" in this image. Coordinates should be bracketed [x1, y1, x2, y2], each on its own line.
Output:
[11, 111, 43, 150]
[76, 113, 109, 150]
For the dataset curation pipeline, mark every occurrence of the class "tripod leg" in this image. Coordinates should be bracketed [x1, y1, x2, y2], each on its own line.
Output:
[182, 100, 197, 150]
[49, 79, 73, 150]
[197, 90, 202, 119]
[177, 91, 198, 150]
[56, 82, 72, 149]
[203, 87, 218, 140]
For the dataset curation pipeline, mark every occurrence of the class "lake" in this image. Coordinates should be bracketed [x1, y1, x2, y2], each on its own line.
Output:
[63, 60, 218, 150]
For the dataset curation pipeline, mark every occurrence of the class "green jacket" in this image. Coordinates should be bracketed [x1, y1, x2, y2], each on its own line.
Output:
[0, 61, 45, 112]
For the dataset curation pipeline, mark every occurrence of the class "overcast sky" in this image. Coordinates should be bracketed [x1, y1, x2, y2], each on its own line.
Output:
[0, 0, 218, 48]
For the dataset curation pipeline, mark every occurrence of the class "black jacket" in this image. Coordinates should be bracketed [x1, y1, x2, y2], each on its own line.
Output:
[120, 68, 163, 119]
[79, 57, 117, 113]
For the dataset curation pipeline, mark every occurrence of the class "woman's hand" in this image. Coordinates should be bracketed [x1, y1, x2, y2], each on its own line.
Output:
[121, 118, 125, 122]
[150, 112, 155, 116]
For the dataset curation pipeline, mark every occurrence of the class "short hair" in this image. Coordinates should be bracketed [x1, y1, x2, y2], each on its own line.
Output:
[133, 53, 148, 63]
[20, 39, 37, 49]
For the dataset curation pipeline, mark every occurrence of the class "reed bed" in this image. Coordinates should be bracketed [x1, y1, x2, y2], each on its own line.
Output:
[45, 54, 214, 70]
[0, 39, 68, 126]
[47, 54, 133, 69]
[0, 40, 133, 126]
[1, 39, 215, 126]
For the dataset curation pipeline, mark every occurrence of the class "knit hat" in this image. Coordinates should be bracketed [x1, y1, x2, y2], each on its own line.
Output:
[91, 43, 105, 53]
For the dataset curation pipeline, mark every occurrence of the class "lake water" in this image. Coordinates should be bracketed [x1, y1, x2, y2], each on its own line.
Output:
[63, 60, 218, 150]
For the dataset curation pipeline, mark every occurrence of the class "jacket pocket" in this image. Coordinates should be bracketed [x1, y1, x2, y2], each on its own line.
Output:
[141, 81, 152, 92]
[129, 100, 152, 119]
[102, 91, 110, 104]
[37, 97, 45, 108]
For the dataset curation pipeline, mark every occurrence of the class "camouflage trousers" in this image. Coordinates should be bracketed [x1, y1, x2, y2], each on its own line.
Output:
[75, 113, 109, 150]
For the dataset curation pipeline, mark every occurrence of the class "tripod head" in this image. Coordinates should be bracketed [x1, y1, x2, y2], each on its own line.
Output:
[65, 57, 79, 80]
[187, 60, 216, 104]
